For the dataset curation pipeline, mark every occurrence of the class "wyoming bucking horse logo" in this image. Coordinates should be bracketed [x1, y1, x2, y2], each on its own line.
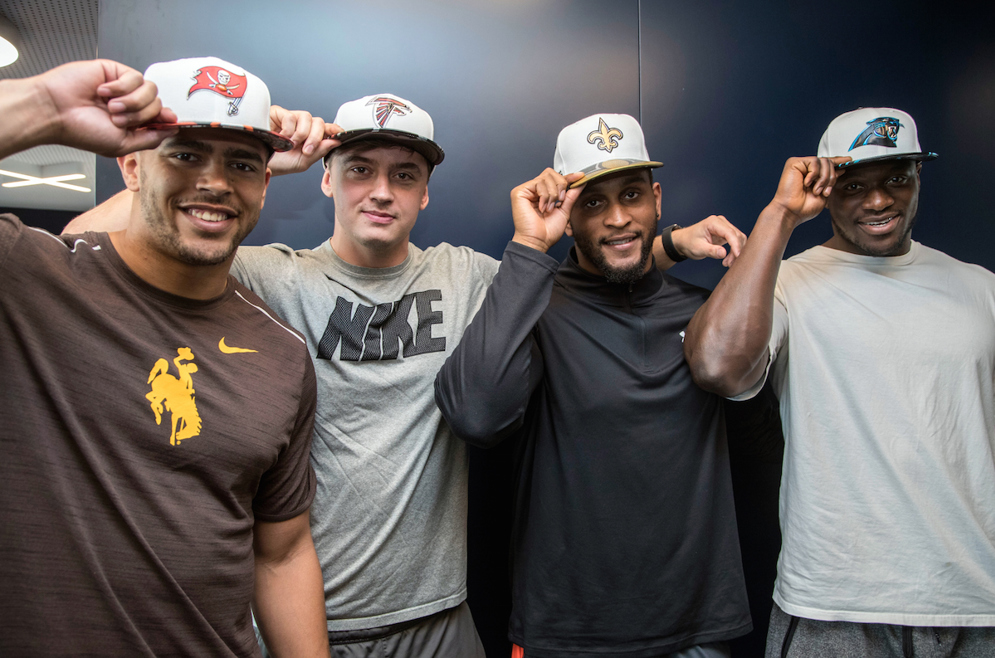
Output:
[146, 347, 202, 446]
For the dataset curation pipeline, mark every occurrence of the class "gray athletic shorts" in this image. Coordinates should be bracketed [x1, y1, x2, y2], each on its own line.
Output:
[766, 602, 995, 658]
[325, 602, 485, 658]
[512, 641, 730, 657]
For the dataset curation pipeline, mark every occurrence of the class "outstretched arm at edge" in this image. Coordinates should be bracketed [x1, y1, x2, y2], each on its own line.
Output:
[683, 156, 848, 397]
[0, 59, 176, 162]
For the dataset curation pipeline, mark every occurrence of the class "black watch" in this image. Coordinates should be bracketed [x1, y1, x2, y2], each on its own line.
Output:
[660, 224, 686, 262]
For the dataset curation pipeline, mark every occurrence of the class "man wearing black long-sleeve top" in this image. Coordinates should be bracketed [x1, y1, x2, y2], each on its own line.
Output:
[435, 113, 775, 658]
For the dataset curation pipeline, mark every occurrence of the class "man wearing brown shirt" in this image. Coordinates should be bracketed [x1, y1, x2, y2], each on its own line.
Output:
[0, 57, 328, 657]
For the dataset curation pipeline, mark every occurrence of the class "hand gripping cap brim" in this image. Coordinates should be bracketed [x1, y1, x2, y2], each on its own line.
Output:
[141, 56, 293, 152]
[818, 107, 937, 169]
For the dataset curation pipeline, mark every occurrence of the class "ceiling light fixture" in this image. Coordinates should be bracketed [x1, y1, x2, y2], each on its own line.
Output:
[0, 14, 20, 68]
[0, 169, 91, 193]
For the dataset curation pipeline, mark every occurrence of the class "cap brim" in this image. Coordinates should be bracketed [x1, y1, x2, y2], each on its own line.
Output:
[329, 129, 445, 166]
[143, 121, 294, 152]
[568, 159, 664, 188]
[836, 151, 938, 169]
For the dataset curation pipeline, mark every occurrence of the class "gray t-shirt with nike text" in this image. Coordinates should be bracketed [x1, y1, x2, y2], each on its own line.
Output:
[232, 240, 499, 631]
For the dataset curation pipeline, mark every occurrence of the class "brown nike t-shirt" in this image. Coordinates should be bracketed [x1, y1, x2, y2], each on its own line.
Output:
[0, 215, 317, 656]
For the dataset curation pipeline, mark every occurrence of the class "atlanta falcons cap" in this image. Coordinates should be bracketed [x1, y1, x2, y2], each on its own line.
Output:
[325, 93, 445, 167]
[553, 113, 663, 188]
[818, 107, 937, 169]
[142, 56, 293, 152]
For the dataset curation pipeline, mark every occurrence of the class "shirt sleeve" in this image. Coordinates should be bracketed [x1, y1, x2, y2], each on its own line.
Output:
[435, 241, 559, 448]
[252, 351, 318, 522]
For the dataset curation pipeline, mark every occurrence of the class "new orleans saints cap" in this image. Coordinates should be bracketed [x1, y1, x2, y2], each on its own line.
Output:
[325, 93, 445, 167]
[142, 56, 293, 152]
[818, 107, 937, 169]
[553, 113, 663, 188]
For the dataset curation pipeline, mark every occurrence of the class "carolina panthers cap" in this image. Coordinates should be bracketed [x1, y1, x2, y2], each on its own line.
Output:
[818, 107, 937, 169]
[142, 56, 293, 152]
[553, 113, 663, 188]
[324, 93, 445, 167]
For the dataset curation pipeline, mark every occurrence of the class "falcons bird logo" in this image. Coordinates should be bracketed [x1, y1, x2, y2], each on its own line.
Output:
[367, 96, 411, 128]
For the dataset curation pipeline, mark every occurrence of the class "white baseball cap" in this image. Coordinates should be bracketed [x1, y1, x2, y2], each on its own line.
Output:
[817, 107, 937, 168]
[326, 93, 444, 167]
[553, 113, 662, 188]
[142, 56, 293, 152]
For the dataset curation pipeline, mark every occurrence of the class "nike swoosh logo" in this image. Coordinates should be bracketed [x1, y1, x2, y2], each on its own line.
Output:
[219, 337, 258, 354]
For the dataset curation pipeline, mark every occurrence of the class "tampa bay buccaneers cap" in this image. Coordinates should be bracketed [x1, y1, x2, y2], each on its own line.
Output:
[553, 113, 663, 188]
[818, 107, 937, 169]
[324, 93, 445, 167]
[142, 56, 293, 152]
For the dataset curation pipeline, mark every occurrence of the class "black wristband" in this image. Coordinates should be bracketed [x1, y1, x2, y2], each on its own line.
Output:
[660, 224, 686, 262]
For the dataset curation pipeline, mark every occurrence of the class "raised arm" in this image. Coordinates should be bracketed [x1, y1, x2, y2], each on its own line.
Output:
[252, 510, 329, 658]
[0, 59, 177, 161]
[435, 169, 583, 446]
[683, 156, 848, 397]
[653, 214, 747, 270]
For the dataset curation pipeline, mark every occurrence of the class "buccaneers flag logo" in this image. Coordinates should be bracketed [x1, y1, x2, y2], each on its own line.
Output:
[366, 96, 411, 128]
[188, 66, 248, 117]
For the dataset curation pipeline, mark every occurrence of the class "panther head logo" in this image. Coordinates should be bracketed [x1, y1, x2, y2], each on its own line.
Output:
[849, 116, 903, 151]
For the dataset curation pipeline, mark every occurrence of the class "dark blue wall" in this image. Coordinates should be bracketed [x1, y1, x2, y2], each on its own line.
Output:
[96, 2, 995, 656]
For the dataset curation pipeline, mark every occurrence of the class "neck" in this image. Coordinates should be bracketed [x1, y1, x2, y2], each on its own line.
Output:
[329, 234, 410, 268]
[109, 203, 232, 300]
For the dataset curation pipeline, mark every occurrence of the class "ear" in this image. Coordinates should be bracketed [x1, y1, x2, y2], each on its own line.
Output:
[260, 168, 272, 210]
[118, 153, 141, 192]
[320, 169, 335, 199]
[652, 181, 662, 218]
[564, 219, 574, 237]
[420, 184, 429, 211]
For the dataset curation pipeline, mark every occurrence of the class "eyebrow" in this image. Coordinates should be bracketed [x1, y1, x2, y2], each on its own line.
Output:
[340, 154, 422, 170]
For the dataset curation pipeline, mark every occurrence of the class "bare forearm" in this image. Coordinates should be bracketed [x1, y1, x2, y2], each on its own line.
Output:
[684, 203, 796, 395]
[253, 535, 329, 658]
[0, 78, 58, 160]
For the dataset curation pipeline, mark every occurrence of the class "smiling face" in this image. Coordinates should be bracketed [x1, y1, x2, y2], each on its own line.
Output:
[825, 159, 921, 257]
[323, 143, 430, 268]
[565, 169, 662, 283]
[123, 128, 271, 268]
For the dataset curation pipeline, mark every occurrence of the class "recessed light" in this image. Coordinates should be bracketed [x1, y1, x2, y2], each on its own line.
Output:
[0, 15, 19, 68]
[0, 168, 91, 193]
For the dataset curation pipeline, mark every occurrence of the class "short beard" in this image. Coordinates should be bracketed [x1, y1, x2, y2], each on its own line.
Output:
[830, 211, 918, 257]
[139, 170, 252, 266]
[573, 219, 657, 284]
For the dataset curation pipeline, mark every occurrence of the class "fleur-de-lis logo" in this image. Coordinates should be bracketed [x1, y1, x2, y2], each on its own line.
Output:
[587, 117, 624, 153]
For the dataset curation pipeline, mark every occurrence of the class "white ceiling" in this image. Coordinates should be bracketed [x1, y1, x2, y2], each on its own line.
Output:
[0, 0, 97, 212]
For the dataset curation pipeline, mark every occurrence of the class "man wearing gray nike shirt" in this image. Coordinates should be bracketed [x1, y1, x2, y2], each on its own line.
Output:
[232, 94, 495, 656]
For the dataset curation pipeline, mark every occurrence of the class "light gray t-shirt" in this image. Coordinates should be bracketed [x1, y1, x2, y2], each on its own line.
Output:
[233, 240, 499, 631]
[747, 242, 995, 626]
